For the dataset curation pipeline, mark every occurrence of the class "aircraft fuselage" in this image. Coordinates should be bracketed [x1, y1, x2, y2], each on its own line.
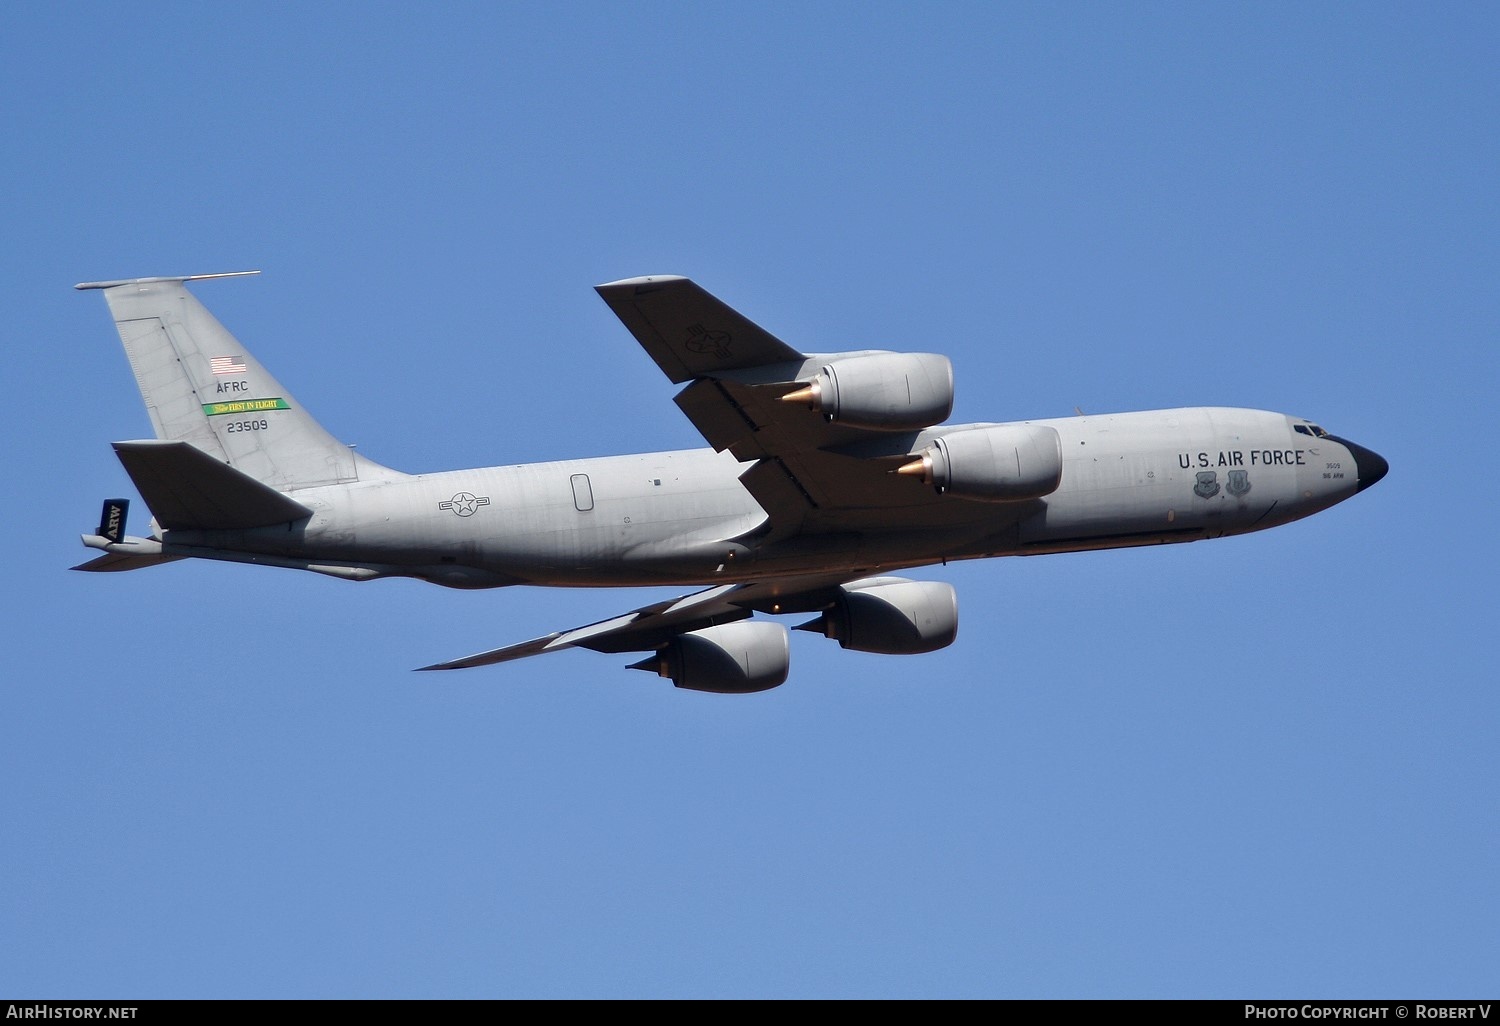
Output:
[154, 406, 1376, 589]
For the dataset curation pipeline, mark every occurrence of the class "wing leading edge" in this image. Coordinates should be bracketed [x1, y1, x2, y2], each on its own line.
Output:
[417, 573, 860, 672]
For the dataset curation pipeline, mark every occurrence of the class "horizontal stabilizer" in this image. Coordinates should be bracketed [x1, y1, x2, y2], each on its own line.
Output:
[72, 549, 186, 573]
[113, 439, 313, 530]
[74, 270, 261, 291]
[72, 531, 183, 572]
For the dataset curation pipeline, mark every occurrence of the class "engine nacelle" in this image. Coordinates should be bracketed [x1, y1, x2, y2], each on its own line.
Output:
[898, 424, 1063, 501]
[628, 620, 790, 694]
[798, 577, 958, 655]
[781, 352, 953, 431]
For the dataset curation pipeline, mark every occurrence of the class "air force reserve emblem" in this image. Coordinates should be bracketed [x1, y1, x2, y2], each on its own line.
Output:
[1194, 471, 1220, 499]
[1227, 469, 1251, 498]
[683, 323, 733, 359]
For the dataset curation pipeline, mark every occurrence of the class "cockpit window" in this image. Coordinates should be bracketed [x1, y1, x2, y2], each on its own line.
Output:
[1294, 423, 1330, 438]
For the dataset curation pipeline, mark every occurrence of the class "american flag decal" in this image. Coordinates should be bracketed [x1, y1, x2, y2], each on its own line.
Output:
[210, 356, 247, 375]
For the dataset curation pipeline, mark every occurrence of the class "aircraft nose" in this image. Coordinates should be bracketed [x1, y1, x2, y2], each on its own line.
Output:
[1331, 436, 1389, 492]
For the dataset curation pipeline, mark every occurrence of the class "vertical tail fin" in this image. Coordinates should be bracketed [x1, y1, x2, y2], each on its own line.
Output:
[97, 498, 129, 543]
[76, 272, 403, 491]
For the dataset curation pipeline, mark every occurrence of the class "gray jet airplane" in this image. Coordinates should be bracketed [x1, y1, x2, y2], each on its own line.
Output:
[74, 271, 1387, 692]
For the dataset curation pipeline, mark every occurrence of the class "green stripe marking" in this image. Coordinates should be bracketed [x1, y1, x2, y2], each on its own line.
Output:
[202, 398, 291, 416]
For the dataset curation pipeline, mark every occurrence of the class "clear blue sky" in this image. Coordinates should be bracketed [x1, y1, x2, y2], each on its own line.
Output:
[3, 2, 1495, 1000]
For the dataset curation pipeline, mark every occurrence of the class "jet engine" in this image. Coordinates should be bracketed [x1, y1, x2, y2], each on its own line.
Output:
[797, 577, 958, 655]
[897, 423, 1063, 501]
[780, 352, 953, 431]
[628, 620, 790, 694]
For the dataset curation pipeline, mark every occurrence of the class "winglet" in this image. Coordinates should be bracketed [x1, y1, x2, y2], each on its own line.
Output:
[75, 271, 261, 291]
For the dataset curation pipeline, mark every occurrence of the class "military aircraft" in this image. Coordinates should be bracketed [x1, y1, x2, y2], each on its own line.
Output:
[73, 271, 1387, 692]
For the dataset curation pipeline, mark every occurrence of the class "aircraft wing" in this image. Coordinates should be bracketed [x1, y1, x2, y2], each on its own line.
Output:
[594, 274, 806, 384]
[594, 276, 957, 535]
[417, 572, 857, 671]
